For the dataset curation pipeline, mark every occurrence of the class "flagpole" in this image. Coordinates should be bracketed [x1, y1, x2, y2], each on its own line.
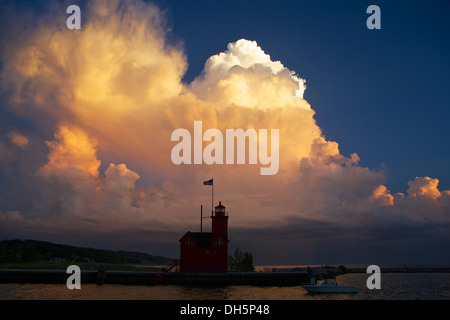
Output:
[203, 178, 214, 217]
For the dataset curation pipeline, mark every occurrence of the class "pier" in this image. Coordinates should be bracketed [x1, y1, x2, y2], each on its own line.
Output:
[2, 266, 449, 287]
[0, 270, 309, 286]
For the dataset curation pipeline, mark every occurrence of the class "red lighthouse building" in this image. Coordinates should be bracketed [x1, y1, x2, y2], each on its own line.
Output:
[179, 202, 229, 273]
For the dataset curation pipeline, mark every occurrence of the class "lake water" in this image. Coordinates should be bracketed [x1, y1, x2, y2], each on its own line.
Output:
[1, 272, 450, 300]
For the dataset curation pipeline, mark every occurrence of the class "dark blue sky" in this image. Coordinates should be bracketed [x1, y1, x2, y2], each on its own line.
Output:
[155, 0, 450, 193]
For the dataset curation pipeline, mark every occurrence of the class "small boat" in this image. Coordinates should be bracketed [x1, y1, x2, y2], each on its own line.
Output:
[302, 278, 358, 294]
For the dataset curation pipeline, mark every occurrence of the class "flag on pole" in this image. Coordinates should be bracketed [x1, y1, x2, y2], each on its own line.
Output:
[203, 178, 213, 186]
[203, 178, 214, 215]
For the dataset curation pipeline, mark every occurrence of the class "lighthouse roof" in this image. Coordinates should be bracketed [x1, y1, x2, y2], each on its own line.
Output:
[215, 201, 225, 208]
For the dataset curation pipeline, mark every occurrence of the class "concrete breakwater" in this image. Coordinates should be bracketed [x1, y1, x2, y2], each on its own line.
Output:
[2, 267, 448, 286]
[0, 269, 309, 286]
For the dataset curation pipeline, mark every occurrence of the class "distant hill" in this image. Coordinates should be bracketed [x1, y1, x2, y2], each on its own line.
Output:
[0, 239, 174, 266]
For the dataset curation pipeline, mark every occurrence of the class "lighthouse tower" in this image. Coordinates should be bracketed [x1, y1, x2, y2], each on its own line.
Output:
[212, 201, 228, 240]
[211, 201, 229, 271]
[179, 201, 229, 273]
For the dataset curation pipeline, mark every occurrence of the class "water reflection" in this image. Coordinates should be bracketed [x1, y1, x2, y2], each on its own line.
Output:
[178, 285, 230, 300]
[1, 273, 450, 300]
